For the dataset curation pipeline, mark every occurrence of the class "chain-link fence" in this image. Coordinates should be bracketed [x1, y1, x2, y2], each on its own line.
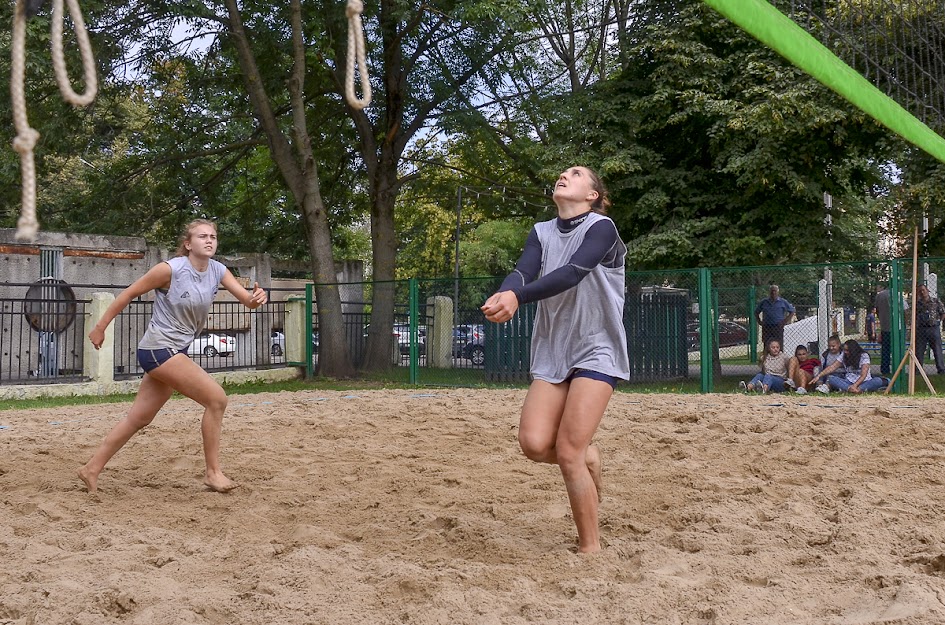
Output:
[303, 258, 945, 393]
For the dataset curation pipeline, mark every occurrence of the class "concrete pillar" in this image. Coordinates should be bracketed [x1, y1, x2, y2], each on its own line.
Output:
[285, 296, 307, 364]
[84, 293, 114, 382]
[427, 296, 453, 368]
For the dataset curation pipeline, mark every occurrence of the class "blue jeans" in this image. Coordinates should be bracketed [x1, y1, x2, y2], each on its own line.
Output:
[749, 373, 786, 392]
[826, 375, 886, 393]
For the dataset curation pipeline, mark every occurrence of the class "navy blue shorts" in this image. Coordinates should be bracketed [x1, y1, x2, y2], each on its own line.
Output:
[567, 369, 619, 389]
[137, 347, 185, 373]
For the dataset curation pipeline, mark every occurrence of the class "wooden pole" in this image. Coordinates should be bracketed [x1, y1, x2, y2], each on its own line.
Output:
[909, 228, 919, 394]
[885, 227, 936, 395]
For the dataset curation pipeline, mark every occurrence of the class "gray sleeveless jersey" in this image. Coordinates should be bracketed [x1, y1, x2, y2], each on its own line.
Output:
[138, 256, 227, 351]
[530, 213, 630, 383]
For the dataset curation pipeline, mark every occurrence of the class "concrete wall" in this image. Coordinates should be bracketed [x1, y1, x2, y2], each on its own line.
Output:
[0, 228, 364, 395]
[0, 228, 365, 295]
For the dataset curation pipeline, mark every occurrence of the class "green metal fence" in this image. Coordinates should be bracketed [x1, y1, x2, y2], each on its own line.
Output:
[296, 257, 945, 393]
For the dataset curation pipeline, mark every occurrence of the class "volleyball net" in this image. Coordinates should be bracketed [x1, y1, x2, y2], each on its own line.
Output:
[702, 0, 945, 163]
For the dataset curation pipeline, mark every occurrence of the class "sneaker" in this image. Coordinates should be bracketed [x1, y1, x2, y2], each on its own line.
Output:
[815, 383, 830, 394]
[796, 386, 807, 395]
[785, 379, 797, 390]
[738, 381, 747, 391]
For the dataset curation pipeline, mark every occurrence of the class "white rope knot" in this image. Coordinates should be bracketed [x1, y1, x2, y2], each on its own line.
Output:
[13, 128, 40, 154]
[345, 0, 371, 110]
[10, 0, 97, 242]
[15, 215, 39, 242]
[346, 0, 363, 18]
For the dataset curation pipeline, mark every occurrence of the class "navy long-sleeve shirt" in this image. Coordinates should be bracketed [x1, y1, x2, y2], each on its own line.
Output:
[499, 211, 622, 304]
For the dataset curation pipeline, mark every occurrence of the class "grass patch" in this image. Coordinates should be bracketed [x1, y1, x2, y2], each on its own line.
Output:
[2, 368, 939, 411]
[0, 392, 140, 412]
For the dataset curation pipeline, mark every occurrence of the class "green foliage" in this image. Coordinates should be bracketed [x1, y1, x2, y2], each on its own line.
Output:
[529, 0, 898, 269]
[890, 150, 945, 257]
[0, 0, 935, 281]
[460, 219, 534, 277]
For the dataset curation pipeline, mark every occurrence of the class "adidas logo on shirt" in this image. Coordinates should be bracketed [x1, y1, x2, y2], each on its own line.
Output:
[180, 291, 191, 299]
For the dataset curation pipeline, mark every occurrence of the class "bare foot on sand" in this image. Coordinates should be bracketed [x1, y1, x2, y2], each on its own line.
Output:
[77, 466, 98, 494]
[586, 444, 603, 502]
[204, 471, 238, 493]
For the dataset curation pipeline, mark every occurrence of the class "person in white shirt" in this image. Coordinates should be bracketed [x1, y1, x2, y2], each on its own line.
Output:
[820, 339, 887, 393]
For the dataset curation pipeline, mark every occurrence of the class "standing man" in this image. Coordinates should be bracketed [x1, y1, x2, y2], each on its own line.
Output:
[865, 307, 877, 342]
[913, 284, 945, 374]
[755, 284, 795, 352]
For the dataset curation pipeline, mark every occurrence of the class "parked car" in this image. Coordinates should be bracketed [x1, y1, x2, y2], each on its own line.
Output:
[392, 324, 426, 356]
[190, 331, 236, 357]
[361, 323, 426, 356]
[453, 324, 485, 366]
[270, 330, 318, 357]
[686, 320, 749, 351]
[270, 331, 285, 357]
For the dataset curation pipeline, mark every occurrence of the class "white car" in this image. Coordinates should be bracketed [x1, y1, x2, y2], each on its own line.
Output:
[190, 332, 236, 357]
[270, 331, 285, 357]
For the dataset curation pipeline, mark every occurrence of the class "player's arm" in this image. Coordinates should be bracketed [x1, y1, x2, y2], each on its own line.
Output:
[811, 359, 841, 384]
[220, 271, 268, 309]
[482, 228, 542, 323]
[88, 262, 172, 349]
[510, 220, 619, 305]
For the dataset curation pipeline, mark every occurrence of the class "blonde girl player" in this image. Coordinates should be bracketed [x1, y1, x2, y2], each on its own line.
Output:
[481, 166, 629, 553]
[78, 220, 267, 493]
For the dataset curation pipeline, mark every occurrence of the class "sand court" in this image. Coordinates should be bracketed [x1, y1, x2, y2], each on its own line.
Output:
[3, 389, 945, 624]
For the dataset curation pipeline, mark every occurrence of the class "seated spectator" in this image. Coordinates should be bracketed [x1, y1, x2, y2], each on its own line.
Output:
[786, 345, 820, 394]
[825, 339, 887, 393]
[810, 335, 844, 393]
[741, 340, 790, 393]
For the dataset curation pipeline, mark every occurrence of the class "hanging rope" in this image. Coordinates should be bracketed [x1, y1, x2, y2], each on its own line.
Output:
[345, 0, 371, 110]
[10, 0, 98, 242]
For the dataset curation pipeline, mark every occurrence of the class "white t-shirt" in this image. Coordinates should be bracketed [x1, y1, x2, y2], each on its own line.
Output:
[761, 351, 790, 378]
[843, 353, 872, 383]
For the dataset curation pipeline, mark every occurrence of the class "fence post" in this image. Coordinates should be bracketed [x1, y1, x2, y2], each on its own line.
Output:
[747, 285, 757, 362]
[83, 292, 114, 383]
[427, 295, 452, 368]
[889, 260, 904, 393]
[409, 278, 419, 384]
[285, 295, 308, 368]
[698, 268, 713, 393]
[305, 283, 315, 379]
[817, 278, 830, 353]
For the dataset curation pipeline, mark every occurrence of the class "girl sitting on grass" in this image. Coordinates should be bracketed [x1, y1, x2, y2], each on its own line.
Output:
[741, 339, 790, 393]
[786, 344, 820, 394]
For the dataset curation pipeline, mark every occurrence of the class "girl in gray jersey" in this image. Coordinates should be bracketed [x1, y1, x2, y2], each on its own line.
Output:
[482, 166, 628, 553]
[78, 220, 267, 494]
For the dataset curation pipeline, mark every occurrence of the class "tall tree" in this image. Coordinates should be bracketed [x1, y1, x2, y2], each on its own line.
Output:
[539, 0, 897, 268]
[220, 0, 355, 376]
[319, 0, 527, 369]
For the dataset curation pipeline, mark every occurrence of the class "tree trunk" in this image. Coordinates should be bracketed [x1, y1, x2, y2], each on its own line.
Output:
[361, 156, 399, 370]
[224, 0, 354, 377]
[357, 0, 404, 371]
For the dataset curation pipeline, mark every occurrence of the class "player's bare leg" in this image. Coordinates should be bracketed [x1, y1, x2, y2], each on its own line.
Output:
[557, 378, 613, 553]
[148, 355, 237, 492]
[586, 443, 603, 502]
[78, 373, 174, 493]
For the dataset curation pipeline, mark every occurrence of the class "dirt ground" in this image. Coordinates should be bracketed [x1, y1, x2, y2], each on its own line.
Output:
[3, 388, 945, 624]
